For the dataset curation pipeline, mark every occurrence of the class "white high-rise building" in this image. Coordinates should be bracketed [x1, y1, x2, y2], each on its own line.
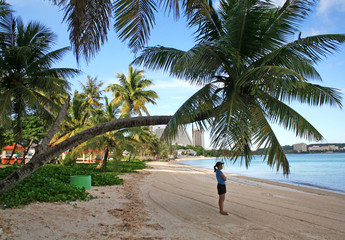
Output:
[192, 129, 204, 148]
[150, 125, 193, 146]
[293, 143, 307, 152]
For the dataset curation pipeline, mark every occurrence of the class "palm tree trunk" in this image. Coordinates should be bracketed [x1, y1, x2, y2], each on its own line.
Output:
[102, 147, 109, 172]
[8, 143, 17, 163]
[22, 138, 34, 164]
[0, 115, 173, 193]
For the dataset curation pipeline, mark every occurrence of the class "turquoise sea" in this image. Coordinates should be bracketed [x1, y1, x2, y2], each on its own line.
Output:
[180, 153, 345, 194]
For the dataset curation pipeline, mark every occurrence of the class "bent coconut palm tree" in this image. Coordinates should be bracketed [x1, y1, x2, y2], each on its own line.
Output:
[1, 0, 344, 193]
[133, 0, 344, 174]
[0, 103, 173, 193]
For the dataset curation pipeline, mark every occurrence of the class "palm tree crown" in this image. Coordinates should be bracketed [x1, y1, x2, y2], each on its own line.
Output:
[106, 65, 159, 118]
[0, 11, 79, 141]
[133, 0, 345, 174]
[50, 0, 209, 61]
[79, 76, 104, 118]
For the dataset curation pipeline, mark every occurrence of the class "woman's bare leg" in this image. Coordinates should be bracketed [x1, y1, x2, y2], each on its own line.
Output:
[218, 194, 228, 215]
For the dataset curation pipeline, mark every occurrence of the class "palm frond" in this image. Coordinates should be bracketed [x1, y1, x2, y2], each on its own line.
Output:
[209, 88, 255, 167]
[114, 0, 157, 53]
[59, 0, 112, 63]
[28, 47, 72, 68]
[133, 43, 226, 84]
[158, 0, 180, 19]
[132, 45, 186, 72]
[259, 92, 323, 141]
[291, 34, 345, 63]
[251, 105, 290, 175]
[162, 83, 217, 141]
[259, 0, 315, 46]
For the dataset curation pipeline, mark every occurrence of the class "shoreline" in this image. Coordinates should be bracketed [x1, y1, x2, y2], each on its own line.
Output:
[1, 159, 345, 239]
[140, 160, 345, 239]
[175, 156, 345, 195]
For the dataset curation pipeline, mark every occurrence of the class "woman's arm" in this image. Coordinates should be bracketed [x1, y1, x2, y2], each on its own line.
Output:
[220, 173, 226, 181]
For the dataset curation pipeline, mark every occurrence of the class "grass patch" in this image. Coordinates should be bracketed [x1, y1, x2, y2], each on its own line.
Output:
[0, 160, 146, 208]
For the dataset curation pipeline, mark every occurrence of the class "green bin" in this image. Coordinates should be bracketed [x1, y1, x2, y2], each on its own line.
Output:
[70, 175, 91, 190]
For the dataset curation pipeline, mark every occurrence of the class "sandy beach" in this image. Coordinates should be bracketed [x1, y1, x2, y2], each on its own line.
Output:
[1, 158, 345, 239]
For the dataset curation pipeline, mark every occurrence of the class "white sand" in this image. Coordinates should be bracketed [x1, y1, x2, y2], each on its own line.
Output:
[1, 159, 345, 239]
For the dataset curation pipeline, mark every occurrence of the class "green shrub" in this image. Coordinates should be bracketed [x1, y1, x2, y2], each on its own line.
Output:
[0, 161, 146, 208]
[61, 153, 76, 166]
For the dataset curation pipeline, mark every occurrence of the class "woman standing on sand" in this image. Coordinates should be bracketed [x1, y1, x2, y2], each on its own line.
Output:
[214, 162, 228, 215]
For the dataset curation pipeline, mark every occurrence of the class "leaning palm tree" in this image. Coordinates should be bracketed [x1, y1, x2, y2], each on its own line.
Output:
[2, 0, 345, 193]
[73, 97, 127, 171]
[51, 91, 90, 146]
[0, 12, 79, 142]
[133, 0, 345, 175]
[106, 65, 159, 118]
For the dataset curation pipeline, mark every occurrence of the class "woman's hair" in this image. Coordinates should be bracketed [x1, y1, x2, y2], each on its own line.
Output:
[214, 162, 223, 172]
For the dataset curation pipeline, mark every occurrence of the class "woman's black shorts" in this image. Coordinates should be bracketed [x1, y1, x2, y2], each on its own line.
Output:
[217, 183, 226, 195]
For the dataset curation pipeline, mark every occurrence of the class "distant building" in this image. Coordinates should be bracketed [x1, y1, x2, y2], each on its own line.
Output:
[177, 149, 197, 157]
[192, 129, 204, 148]
[150, 125, 193, 146]
[150, 125, 165, 138]
[308, 145, 339, 152]
[293, 143, 307, 152]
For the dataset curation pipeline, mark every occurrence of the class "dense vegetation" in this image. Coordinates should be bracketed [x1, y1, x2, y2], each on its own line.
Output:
[0, 160, 146, 208]
[1, 0, 344, 193]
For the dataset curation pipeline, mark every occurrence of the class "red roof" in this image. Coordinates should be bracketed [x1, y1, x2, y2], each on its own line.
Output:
[2, 143, 25, 151]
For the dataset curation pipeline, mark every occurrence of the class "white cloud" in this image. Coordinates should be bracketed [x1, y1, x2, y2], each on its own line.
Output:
[152, 79, 200, 90]
[271, 0, 285, 7]
[317, 0, 345, 14]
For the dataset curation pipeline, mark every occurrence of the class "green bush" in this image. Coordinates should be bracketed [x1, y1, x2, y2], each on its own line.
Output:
[61, 153, 76, 166]
[0, 160, 146, 208]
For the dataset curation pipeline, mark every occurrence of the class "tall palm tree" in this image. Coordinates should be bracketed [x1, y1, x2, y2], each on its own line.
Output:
[49, 0, 210, 62]
[79, 76, 104, 118]
[3, 0, 345, 192]
[0, 11, 79, 142]
[106, 65, 159, 118]
[133, 0, 345, 174]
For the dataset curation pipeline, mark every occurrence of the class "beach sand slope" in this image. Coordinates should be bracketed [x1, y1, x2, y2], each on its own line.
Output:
[1, 160, 345, 239]
[140, 161, 345, 240]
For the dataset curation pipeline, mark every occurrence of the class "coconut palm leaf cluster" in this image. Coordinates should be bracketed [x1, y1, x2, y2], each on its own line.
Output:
[49, 0, 208, 61]
[106, 66, 159, 118]
[133, 0, 345, 174]
[52, 67, 163, 167]
[0, 8, 79, 143]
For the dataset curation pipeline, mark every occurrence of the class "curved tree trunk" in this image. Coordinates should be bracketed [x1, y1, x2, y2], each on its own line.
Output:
[0, 115, 172, 193]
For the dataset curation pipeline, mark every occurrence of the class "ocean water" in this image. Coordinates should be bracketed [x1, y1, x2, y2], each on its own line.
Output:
[180, 153, 345, 193]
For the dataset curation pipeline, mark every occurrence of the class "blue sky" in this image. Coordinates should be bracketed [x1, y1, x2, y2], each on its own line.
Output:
[9, 0, 345, 149]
